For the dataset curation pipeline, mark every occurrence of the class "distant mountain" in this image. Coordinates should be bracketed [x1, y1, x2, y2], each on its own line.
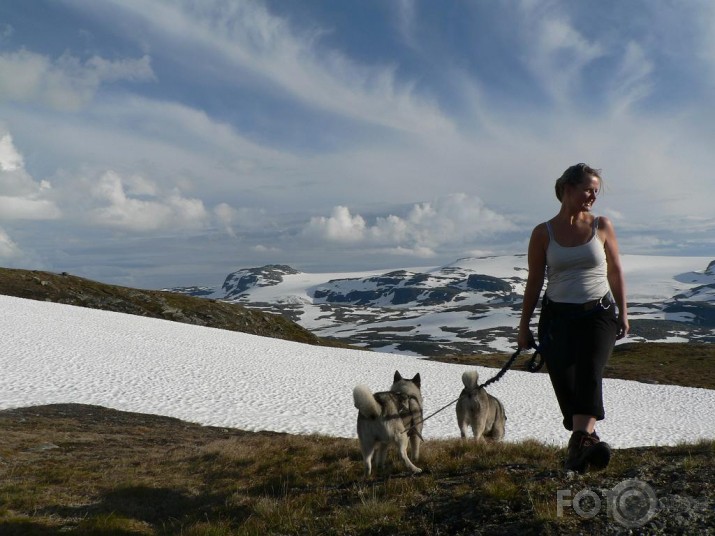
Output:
[221, 265, 301, 300]
[167, 255, 715, 356]
[664, 259, 715, 327]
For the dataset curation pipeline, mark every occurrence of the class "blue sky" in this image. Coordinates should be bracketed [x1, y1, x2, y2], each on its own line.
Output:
[1, 0, 714, 288]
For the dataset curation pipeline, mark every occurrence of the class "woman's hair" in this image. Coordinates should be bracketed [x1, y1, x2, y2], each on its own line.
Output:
[554, 163, 602, 202]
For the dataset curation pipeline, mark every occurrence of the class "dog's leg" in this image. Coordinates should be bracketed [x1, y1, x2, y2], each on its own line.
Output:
[489, 421, 505, 441]
[360, 440, 376, 476]
[409, 433, 422, 461]
[457, 414, 470, 439]
[489, 401, 506, 441]
[457, 400, 470, 439]
[375, 442, 388, 470]
[472, 411, 487, 442]
[395, 434, 422, 474]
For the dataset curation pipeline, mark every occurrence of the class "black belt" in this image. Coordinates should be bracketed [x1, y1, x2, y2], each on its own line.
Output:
[543, 295, 612, 313]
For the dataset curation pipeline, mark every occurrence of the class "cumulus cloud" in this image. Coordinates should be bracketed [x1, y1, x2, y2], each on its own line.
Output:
[0, 131, 61, 220]
[0, 227, 22, 260]
[253, 244, 281, 253]
[0, 49, 154, 110]
[0, 132, 23, 173]
[304, 206, 366, 242]
[214, 203, 238, 237]
[214, 203, 270, 237]
[302, 194, 516, 256]
[86, 171, 209, 232]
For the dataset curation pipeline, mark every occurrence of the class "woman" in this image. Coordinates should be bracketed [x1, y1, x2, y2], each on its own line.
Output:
[517, 163, 629, 473]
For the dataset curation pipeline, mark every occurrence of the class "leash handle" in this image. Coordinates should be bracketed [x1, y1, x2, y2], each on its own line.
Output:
[521, 338, 545, 373]
[525, 345, 545, 372]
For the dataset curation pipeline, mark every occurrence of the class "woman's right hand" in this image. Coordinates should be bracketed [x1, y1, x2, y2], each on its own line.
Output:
[517, 326, 536, 350]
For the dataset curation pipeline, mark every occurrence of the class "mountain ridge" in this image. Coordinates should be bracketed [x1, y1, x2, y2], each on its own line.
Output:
[167, 254, 715, 356]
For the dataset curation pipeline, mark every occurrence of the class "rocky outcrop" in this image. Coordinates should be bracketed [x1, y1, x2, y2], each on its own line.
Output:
[221, 265, 300, 300]
[310, 269, 515, 307]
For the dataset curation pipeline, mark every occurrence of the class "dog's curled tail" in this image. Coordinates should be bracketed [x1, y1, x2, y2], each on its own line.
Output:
[461, 370, 480, 390]
[353, 384, 381, 419]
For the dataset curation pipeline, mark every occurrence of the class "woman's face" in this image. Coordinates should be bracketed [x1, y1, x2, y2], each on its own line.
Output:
[566, 174, 600, 212]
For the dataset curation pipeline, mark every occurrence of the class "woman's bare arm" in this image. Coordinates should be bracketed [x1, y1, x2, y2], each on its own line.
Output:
[600, 216, 629, 339]
[518, 224, 548, 349]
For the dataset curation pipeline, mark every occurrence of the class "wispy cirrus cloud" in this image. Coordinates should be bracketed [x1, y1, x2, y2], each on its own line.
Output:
[0, 49, 154, 111]
[516, 6, 605, 107]
[94, 0, 453, 135]
[607, 41, 654, 116]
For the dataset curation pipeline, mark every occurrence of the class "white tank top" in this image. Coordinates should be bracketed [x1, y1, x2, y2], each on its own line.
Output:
[544, 217, 610, 303]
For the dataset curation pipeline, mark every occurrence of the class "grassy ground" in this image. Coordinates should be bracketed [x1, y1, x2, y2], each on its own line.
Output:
[1, 404, 713, 535]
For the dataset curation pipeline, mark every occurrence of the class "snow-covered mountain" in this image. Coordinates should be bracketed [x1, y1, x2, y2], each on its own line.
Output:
[167, 255, 715, 355]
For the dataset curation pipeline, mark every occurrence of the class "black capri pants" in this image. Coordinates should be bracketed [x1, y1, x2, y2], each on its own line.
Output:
[538, 295, 619, 431]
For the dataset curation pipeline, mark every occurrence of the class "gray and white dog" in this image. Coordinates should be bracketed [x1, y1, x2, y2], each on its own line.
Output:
[456, 370, 506, 441]
[352, 371, 423, 476]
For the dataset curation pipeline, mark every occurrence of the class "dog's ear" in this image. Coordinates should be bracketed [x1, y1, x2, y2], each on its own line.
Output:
[412, 373, 421, 388]
[394, 370, 402, 382]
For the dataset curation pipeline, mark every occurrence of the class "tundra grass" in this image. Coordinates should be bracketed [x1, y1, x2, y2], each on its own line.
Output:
[1, 405, 712, 534]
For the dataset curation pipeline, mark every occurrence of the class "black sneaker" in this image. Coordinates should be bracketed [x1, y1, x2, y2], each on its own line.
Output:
[565, 431, 612, 473]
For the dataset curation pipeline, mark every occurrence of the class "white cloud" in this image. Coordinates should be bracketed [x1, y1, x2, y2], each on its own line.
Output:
[214, 203, 238, 237]
[0, 131, 61, 220]
[302, 195, 517, 255]
[304, 206, 366, 242]
[397, 194, 518, 245]
[376, 245, 436, 258]
[608, 41, 654, 115]
[123, 174, 160, 197]
[253, 244, 281, 253]
[0, 49, 154, 111]
[213, 203, 269, 237]
[522, 12, 605, 105]
[86, 171, 208, 232]
[101, 0, 452, 135]
[393, 0, 418, 49]
[84, 55, 155, 83]
[0, 227, 22, 260]
[0, 132, 24, 172]
[0, 197, 61, 220]
[5, 94, 299, 207]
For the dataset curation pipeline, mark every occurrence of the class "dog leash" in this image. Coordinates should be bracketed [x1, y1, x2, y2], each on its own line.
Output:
[479, 343, 544, 388]
[402, 345, 544, 436]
